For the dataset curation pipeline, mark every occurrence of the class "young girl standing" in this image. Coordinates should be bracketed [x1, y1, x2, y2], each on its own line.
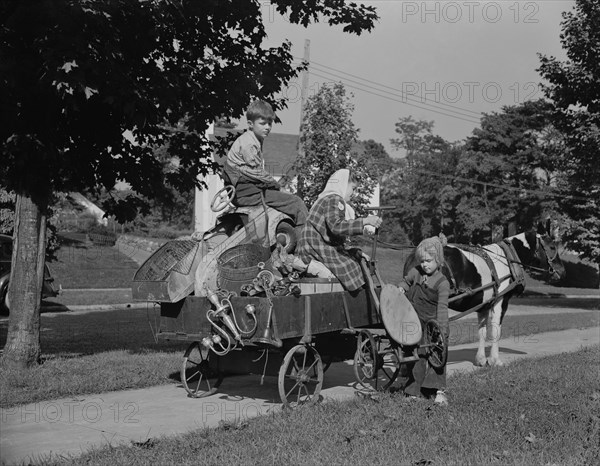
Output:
[399, 236, 450, 405]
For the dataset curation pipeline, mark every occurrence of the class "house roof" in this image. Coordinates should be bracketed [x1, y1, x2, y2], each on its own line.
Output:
[213, 127, 299, 177]
[212, 127, 368, 178]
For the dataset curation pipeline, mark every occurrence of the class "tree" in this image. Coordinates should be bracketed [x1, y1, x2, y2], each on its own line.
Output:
[384, 117, 458, 244]
[456, 100, 564, 243]
[357, 139, 397, 179]
[0, 0, 378, 368]
[296, 82, 376, 211]
[538, 0, 600, 263]
[0, 189, 16, 235]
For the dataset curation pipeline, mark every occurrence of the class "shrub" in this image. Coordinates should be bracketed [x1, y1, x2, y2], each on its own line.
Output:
[87, 224, 117, 246]
[147, 227, 193, 239]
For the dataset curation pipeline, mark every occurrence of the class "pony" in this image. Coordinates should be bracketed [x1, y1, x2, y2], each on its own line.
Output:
[403, 223, 566, 367]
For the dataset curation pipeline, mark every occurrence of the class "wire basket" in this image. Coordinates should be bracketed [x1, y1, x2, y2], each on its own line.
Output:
[134, 240, 199, 281]
[217, 243, 272, 292]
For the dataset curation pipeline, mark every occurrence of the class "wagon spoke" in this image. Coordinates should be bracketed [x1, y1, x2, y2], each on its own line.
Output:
[305, 359, 319, 373]
[181, 342, 221, 398]
[279, 345, 324, 408]
[285, 381, 302, 399]
[186, 369, 201, 384]
[292, 358, 301, 373]
[354, 332, 400, 392]
[305, 376, 320, 384]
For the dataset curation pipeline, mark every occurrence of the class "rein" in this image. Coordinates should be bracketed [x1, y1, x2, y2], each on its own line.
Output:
[479, 237, 556, 276]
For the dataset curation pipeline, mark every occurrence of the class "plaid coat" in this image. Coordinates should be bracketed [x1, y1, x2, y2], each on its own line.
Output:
[297, 194, 365, 291]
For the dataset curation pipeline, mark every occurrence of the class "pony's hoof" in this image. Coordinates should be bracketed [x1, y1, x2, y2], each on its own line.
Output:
[488, 358, 504, 367]
[474, 357, 488, 367]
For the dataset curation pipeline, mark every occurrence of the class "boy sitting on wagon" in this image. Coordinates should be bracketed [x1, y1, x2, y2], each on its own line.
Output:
[223, 100, 308, 232]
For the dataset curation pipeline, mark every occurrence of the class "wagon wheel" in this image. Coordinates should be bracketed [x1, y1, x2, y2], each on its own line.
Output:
[278, 344, 323, 409]
[211, 185, 236, 212]
[425, 320, 448, 369]
[354, 330, 378, 384]
[181, 342, 222, 398]
[354, 330, 400, 392]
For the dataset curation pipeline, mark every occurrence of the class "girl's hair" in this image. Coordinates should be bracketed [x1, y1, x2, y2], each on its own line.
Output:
[415, 237, 445, 265]
[246, 100, 275, 122]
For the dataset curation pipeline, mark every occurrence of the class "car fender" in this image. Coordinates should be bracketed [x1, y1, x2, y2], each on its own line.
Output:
[0, 272, 8, 295]
[0, 272, 9, 312]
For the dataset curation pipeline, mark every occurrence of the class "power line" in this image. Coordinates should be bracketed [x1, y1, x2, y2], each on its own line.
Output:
[309, 70, 481, 125]
[402, 168, 590, 202]
[302, 58, 482, 117]
[293, 56, 484, 124]
[290, 59, 588, 202]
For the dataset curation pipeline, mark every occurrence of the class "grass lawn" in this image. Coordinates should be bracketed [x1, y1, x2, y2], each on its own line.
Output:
[41, 346, 600, 466]
[48, 233, 139, 290]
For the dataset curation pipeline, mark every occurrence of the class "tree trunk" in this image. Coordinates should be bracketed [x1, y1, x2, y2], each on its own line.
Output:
[1, 193, 47, 369]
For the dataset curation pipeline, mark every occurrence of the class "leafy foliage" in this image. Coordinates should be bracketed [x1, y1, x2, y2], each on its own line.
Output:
[0, 0, 377, 220]
[384, 105, 566, 245]
[383, 117, 458, 244]
[296, 82, 377, 212]
[456, 100, 565, 243]
[0, 0, 378, 367]
[357, 139, 398, 178]
[538, 0, 600, 263]
[0, 189, 16, 235]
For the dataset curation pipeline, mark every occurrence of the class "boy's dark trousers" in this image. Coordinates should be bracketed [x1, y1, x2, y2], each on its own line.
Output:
[233, 182, 308, 227]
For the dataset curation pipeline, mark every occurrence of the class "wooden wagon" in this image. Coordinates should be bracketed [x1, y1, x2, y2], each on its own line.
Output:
[156, 264, 447, 408]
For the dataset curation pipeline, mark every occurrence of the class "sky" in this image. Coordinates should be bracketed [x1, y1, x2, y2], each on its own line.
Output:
[248, 0, 574, 156]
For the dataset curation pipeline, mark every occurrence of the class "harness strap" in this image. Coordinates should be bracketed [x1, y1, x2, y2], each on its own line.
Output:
[448, 280, 520, 321]
[456, 244, 500, 297]
[499, 240, 526, 295]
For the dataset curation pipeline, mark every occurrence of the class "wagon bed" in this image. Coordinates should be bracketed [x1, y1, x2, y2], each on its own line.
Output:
[157, 286, 381, 344]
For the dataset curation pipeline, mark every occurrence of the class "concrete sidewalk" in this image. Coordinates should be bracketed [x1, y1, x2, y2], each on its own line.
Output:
[1, 326, 598, 465]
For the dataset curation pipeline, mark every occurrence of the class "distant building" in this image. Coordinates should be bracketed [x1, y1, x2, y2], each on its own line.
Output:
[213, 127, 298, 182]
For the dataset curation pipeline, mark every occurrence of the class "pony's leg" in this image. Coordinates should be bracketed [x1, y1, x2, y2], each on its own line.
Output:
[475, 309, 488, 367]
[487, 300, 506, 366]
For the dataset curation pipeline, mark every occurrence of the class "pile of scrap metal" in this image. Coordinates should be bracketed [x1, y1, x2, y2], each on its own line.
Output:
[239, 244, 306, 298]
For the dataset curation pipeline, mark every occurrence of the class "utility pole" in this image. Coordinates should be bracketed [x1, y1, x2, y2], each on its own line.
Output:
[194, 123, 222, 234]
[297, 39, 310, 197]
[299, 39, 310, 126]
